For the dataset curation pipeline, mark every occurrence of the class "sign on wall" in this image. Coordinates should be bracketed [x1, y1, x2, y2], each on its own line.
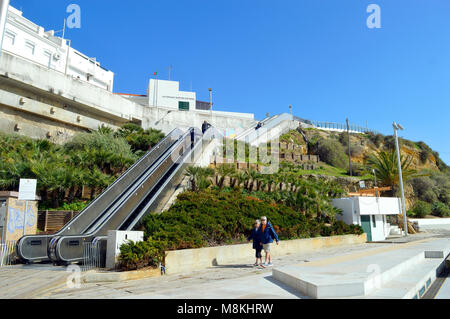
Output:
[18, 179, 37, 201]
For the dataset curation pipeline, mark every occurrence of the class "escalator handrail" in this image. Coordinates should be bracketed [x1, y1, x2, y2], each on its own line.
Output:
[80, 128, 193, 235]
[59, 128, 183, 234]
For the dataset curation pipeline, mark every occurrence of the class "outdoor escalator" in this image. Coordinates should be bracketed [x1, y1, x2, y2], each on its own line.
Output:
[17, 127, 207, 265]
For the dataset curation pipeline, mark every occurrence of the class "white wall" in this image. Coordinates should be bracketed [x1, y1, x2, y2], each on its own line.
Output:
[369, 214, 386, 241]
[106, 230, 144, 269]
[0, 51, 138, 123]
[357, 197, 401, 216]
[333, 198, 359, 225]
[148, 79, 196, 110]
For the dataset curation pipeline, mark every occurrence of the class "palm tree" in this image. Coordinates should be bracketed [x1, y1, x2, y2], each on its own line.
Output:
[233, 171, 247, 190]
[367, 150, 424, 192]
[215, 164, 234, 189]
[185, 166, 201, 191]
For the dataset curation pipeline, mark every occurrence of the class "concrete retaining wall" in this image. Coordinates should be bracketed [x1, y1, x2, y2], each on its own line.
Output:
[409, 218, 450, 226]
[164, 234, 367, 275]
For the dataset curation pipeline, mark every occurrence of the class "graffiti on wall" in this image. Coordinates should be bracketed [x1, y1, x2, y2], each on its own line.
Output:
[7, 205, 35, 234]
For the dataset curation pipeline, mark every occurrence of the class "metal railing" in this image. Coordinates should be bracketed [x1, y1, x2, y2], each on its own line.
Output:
[81, 242, 104, 271]
[0, 240, 17, 267]
[310, 121, 380, 135]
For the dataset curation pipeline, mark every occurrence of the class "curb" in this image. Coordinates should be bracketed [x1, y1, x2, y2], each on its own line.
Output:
[82, 268, 161, 283]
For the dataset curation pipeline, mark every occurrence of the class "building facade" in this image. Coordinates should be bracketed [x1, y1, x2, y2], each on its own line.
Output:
[2, 5, 114, 92]
[333, 197, 401, 241]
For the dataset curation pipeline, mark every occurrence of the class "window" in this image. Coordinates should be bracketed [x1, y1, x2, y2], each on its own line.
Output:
[4, 30, 16, 46]
[178, 101, 189, 111]
[43, 51, 52, 68]
[25, 41, 35, 55]
[372, 215, 376, 228]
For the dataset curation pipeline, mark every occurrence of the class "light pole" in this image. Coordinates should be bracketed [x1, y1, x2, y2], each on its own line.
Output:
[393, 122, 408, 236]
[208, 88, 213, 124]
[372, 168, 377, 187]
[346, 118, 352, 176]
[372, 168, 378, 197]
[289, 105, 292, 116]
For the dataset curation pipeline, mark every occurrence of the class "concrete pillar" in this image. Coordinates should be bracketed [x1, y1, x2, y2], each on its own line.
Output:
[106, 230, 144, 270]
[0, 191, 38, 242]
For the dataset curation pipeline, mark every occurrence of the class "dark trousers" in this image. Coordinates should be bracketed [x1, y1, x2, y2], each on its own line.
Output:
[255, 248, 262, 258]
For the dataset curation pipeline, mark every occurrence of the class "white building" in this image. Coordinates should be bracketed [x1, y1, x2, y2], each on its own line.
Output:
[332, 197, 402, 242]
[148, 79, 196, 111]
[0, 4, 259, 142]
[1, 5, 114, 91]
[119, 78, 257, 136]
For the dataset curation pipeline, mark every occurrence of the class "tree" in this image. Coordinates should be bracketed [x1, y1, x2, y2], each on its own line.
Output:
[367, 150, 424, 193]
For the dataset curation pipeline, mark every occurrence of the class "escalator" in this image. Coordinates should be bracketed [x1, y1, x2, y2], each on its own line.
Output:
[236, 113, 294, 146]
[17, 127, 208, 264]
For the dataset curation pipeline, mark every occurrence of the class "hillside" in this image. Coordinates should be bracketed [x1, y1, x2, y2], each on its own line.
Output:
[278, 127, 450, 216]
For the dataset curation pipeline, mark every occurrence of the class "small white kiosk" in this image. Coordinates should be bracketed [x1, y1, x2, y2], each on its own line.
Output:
[332, 197, 402, 241]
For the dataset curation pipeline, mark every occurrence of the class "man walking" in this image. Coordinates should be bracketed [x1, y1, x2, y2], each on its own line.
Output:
[259, 216, 279, 267]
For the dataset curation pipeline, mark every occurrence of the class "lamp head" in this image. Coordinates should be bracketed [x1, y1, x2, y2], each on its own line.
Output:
[393, 122, 404, 130]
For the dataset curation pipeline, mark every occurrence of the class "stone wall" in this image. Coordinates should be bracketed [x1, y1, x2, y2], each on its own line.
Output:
[164, 234, 367, 275]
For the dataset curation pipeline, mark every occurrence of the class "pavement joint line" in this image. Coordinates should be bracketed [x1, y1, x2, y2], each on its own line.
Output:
[295, 238, 437, 267]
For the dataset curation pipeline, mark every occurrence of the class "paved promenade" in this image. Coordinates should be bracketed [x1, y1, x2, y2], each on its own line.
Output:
[0, 225, 447, 299]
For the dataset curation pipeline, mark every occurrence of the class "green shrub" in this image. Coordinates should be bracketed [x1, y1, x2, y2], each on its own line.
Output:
[350, 145, 364, 158]
[411, 201, 432, 218]
[115, 123, 165, 153]
[410, 177, 436, 203]
[367, 133, 385, 148]
[432, 202, 450, 218]
[118, 239, 167, 271]
[314, 139, 348, 169]
[347, 162, 367, 177]
[130, 189, 363, 270]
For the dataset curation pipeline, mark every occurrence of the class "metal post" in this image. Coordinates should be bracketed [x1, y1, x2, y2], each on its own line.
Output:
[346, 118, 352, 176]
[372, 168, 377, 187]
[209, 88, 213, 124]
[393, 122, 408, 236]
[0, 0, 10, 58]
[373, 168, 378, 197]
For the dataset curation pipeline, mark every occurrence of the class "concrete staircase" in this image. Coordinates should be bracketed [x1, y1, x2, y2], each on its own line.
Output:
[272, 239, 450, 299]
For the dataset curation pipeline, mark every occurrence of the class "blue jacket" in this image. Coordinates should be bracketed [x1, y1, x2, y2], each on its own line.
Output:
[248, 228, 262, 250]
[258, 222, 279, 244]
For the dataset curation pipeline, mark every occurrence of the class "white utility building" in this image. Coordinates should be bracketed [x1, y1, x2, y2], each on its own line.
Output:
[148, 79, 196, 111]
[2, 5, 114, 91]
[332, 197, 402, 242]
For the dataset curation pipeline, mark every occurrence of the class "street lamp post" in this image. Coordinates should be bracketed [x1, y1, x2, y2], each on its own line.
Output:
[393, 122, 408, 236]
[372, 168, 378, 197]
[208, 88, 213, 125]
[372, 168, 377, 187]
[346, 118, 352, 176]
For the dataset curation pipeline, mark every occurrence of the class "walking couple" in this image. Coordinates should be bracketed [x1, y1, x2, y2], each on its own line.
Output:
[248, 216, 279, 268]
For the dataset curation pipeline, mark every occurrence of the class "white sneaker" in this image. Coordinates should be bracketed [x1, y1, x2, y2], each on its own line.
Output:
[267, 262, 273, 267]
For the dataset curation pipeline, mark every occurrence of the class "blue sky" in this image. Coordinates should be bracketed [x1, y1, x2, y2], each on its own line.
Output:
[10, 0, 450, 164]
